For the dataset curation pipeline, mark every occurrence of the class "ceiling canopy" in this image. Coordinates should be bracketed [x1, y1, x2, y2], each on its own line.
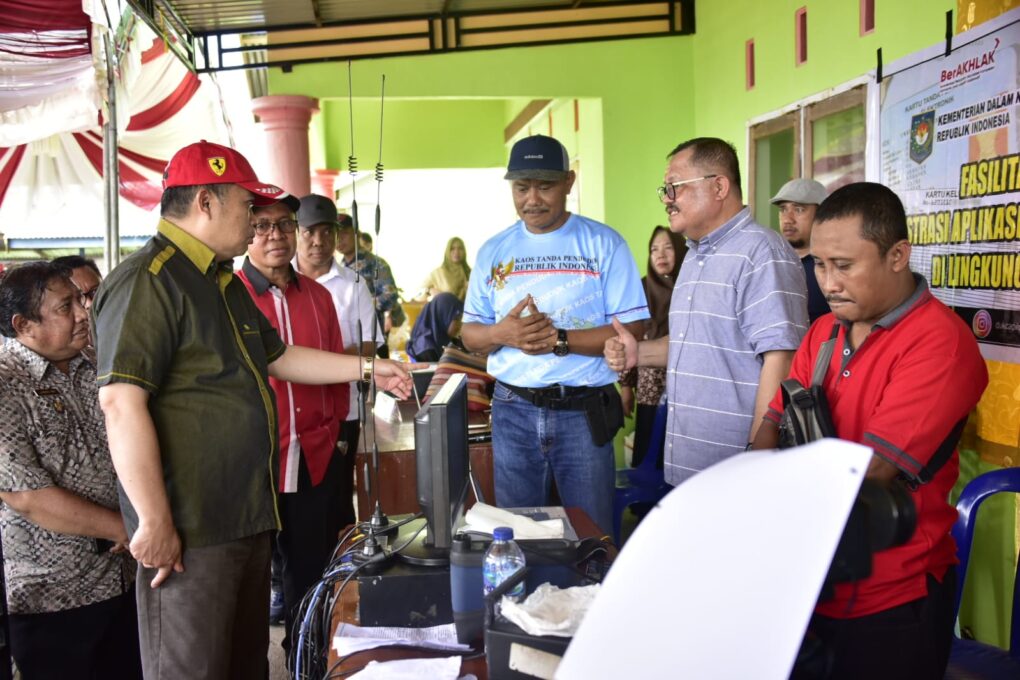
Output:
[127, 0, 694, 72]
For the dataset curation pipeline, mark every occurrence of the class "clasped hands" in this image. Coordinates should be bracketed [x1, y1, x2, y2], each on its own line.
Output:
[495, 295, 558, 355]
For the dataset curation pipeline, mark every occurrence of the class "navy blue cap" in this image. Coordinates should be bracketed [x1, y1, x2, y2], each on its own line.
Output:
[504, 135, 570, 181]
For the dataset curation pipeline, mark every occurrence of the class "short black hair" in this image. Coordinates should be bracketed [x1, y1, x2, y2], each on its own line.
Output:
[0, 261, 72, 338]
[358, 231, 373, 245]
[814, 182, 908, 256]
[160, 184, 231, 219]
[51, 255, 101, 277]
[667, 137, 742, 198]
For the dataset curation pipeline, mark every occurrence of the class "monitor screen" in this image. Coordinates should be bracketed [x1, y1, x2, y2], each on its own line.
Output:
[413, 372, 470, 557]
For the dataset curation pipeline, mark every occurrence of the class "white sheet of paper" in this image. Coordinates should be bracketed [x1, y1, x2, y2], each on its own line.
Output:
[556, 439, 872, 680]
[347, 655, 463, 680]
[333, 622, 471, 656]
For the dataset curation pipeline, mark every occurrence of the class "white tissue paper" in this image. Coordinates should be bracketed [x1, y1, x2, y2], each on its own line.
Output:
[462, 503, 564, 540]
[500, 583, 601, 637]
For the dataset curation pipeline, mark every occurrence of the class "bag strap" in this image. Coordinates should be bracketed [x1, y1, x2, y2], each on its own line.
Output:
[811, 322, 841, 388]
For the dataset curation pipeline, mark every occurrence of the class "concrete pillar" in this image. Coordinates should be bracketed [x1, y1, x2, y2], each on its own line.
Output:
[251, 94, 319, 197]
[311, 168, 341, 199]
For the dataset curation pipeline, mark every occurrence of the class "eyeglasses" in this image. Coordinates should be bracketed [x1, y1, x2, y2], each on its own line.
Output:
[657, 174, 718, 201]
[252, 218, 298, 235]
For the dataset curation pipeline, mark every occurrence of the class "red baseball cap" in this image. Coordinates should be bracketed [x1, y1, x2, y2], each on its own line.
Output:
[162, 140, 299, 209]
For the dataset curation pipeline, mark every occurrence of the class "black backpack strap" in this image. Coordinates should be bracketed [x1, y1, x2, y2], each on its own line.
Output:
[913, 416, 968, 485]
[811, 322, 841, 388]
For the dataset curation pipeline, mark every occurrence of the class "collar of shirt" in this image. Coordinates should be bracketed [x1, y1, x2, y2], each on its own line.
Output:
[838, 273, 931, 335]
[687, 207, 752, 252]
[157, 218, 222, 276]
[5, 340, 87, 381]
[241, 257, 300, 295]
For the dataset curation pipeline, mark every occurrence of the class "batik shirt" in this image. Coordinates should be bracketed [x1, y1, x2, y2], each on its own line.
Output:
[342, 252, 399, 315]
[0, 342, 133, 614]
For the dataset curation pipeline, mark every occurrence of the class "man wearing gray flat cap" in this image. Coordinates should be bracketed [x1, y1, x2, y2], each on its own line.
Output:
[771, 178, 829, 322]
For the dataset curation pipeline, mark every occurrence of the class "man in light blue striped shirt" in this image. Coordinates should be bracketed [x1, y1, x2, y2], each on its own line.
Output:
[606, 138, 808, 485]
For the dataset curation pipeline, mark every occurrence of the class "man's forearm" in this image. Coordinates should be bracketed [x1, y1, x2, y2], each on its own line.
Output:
[749, 350, 794, 441]
[461, 322, 499, 355]
[0, 487, 126, 542]
[637, 336, 669, 368]
[99, 384, 174, 529]
[270, 345, 361, 384]
[564, 321, 645, 357]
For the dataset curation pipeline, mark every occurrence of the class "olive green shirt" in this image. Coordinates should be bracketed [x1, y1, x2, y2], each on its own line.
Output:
[94, 218, 284, 548]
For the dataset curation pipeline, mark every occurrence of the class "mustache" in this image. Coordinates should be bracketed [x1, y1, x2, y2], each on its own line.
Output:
[825, 295, 851, 303]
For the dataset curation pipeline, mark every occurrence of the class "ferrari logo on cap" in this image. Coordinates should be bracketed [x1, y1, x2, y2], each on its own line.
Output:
[208, 157, 227, 176]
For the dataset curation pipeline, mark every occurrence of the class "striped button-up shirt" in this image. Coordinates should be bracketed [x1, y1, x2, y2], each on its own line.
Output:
[665, 208, 808, 485]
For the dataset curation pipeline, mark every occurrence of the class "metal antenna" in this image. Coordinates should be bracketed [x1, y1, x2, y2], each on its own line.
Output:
[374, 74, 386, 237]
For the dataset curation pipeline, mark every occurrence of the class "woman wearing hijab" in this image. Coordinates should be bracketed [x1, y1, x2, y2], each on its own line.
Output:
[619, 226, 688, 469]
[407, 292, 464, 363]
[422, 237, 471, 300]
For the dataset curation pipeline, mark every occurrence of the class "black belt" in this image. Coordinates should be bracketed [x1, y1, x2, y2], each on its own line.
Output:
[499, 381, 603, 410]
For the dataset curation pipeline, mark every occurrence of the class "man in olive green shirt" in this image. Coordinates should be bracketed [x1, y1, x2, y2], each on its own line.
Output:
[94, 141, 413, 680]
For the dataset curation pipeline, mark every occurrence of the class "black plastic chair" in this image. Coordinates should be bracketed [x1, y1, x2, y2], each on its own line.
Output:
[944, 467, 1020, 678]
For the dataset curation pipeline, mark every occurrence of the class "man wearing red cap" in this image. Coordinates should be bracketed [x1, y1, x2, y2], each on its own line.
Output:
[93, 141, 413, 679]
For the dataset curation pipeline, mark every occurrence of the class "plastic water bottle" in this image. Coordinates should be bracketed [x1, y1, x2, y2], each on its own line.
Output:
[482, 526, 526, 602]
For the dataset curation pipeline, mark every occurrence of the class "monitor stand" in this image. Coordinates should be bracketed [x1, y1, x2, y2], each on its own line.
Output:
[394, 517, 450, 567]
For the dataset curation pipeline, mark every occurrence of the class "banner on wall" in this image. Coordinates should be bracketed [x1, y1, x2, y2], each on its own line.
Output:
[879, 11, 1020, 362]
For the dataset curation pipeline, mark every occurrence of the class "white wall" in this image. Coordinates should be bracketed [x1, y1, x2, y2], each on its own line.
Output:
[335, 167, 518, 299]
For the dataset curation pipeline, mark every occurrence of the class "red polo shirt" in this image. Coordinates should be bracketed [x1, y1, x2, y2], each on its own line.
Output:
[766, 278, 988, 618]
[238, 260, 348, 492]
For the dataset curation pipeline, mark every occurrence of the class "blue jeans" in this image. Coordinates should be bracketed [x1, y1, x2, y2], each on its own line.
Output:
[490, 382, 615, 535]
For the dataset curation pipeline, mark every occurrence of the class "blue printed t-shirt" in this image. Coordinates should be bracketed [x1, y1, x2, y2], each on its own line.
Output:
[464, 213, 649, 388]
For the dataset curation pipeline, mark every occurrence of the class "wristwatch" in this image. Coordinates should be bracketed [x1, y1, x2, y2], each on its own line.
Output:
[553, 328, 570, 357]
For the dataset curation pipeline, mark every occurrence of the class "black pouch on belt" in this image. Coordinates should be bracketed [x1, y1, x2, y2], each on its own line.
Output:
[583, 385, 624, 447]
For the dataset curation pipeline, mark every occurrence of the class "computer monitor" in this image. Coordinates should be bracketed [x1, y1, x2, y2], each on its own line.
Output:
[398, 372, 470, 565]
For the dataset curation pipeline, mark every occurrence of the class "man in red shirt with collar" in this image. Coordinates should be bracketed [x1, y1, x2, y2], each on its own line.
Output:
[753, 182, 988, 680]
[237, 196, 349, 656]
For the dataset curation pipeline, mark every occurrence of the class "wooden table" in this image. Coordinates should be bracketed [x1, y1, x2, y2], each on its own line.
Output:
[354, 400, 494, 519]
[326, 507, 612, 679]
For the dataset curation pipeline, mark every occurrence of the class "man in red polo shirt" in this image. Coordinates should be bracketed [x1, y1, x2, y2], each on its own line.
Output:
[753, 182, 988, 680]
[237, 196, 349, 657]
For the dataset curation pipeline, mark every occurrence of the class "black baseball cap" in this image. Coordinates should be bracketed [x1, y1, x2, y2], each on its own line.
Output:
[297, 194, 340, 228]
[504, 134, 570, 181]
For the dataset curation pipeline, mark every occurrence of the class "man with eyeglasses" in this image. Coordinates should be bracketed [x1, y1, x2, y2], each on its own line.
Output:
[462, 134, 648, 534]
[771, 178, 830, 322]
[605, 137, 807, 486]
[92, 141, 413, 679]
[236, 199, 348, 658]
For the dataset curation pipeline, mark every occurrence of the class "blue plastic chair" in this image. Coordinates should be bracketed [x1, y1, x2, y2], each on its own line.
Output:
[612, 403, 671, 545]
[944, 467, 1020, 678]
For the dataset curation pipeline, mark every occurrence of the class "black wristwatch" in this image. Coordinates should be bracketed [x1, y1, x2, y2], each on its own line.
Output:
[553, 328, 570, 357]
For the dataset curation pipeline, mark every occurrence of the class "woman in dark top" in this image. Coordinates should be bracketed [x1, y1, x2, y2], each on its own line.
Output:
[620, 225, 687, 468]
[407, 292, 464, 363]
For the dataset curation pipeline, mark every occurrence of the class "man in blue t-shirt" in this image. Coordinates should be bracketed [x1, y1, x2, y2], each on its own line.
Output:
[462, 135, 649, 533]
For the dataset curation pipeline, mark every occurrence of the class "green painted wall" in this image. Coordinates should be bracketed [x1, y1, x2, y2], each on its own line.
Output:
[692, 0, 955, 193]
[320, 98, 506, 171]
[267, 35, 696, 248]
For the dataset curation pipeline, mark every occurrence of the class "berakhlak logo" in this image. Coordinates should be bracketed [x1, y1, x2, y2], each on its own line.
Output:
[208, 157, 227, 176]
[972, 309, 992, 339]
[487, 259, 515, 290]
[910, 110, 935, 164]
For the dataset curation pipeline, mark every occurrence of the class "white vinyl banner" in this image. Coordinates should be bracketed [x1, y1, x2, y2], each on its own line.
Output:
[879, 9, 1020, 362]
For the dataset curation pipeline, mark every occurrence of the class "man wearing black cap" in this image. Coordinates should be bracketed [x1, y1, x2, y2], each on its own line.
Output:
[461, 134, 649, 534]
[294, 193, 381, 558]
[93, 141, 413, 679]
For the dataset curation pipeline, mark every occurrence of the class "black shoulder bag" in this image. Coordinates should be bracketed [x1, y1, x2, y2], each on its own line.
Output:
[777, 323, 840, 449]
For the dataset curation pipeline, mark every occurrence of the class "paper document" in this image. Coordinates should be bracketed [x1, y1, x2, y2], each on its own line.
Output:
[333, 622, 471, 656]
[459, 504, 577, 541]
[557, 439, 872, 680]
[347, 655, 463, 680]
